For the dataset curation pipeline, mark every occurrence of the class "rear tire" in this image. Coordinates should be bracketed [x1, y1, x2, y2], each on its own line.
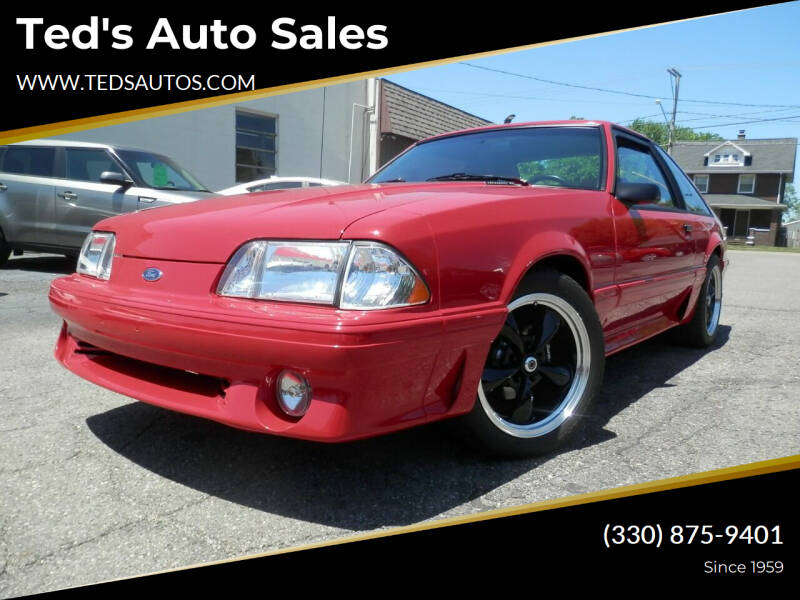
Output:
[675, 254, 722, 348]
[460, 269, 605, 458]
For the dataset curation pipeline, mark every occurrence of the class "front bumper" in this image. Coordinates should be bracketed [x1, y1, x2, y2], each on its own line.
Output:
[49, 265, 505, 441]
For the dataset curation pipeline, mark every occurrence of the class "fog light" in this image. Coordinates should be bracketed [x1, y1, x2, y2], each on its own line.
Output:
[276, 370, 311, 417]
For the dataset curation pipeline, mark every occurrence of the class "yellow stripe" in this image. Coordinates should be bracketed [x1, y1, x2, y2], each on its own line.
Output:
[86, 453, 796, 588]
[0, 7, 760, 144]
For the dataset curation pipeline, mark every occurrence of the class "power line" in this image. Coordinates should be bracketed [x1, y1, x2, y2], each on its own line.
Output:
[687, 115, 800, 129]
[677, 107, 799, 122]
[402, 85, 662, 106]
[423, 86, 800, 126]
[459, 62, 800, 109]
[620, 113, 664, 124]
[622, 107, 799, 125]
[460, 62, 660, 100]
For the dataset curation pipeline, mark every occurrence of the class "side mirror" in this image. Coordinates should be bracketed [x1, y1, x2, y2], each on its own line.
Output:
[616, 182, 660, 205]
[100, 171, 134, 187]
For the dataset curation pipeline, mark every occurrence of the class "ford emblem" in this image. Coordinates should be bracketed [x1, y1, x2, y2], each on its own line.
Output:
[142, 267, 163, 282]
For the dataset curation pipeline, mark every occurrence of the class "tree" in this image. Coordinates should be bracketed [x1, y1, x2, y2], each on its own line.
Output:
[518, 155, 600, 188]
[626, 119, 723, 148]
[784, 183, 799, 222]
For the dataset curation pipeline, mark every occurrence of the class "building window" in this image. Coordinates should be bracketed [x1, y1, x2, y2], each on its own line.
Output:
[708, 147, 746, 167]
[693, 174, 709, 193]
[236, 110, 276, 183]
[738, 174, 756, 194]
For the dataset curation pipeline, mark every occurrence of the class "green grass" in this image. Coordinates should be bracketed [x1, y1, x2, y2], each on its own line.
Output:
[727, 245, 800, 253]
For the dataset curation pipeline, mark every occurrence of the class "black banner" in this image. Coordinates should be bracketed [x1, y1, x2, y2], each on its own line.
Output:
[46, 465, 797, 594]
[0, 4, 780, 132]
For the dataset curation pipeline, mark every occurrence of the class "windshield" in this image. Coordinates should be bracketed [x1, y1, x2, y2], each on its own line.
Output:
[369, 126, 604, 190]
[115, 150, 211, 192]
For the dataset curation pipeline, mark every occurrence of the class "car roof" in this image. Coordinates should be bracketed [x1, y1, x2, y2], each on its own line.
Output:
[420, 119, 651, 144]
[5, 139, 153, 153]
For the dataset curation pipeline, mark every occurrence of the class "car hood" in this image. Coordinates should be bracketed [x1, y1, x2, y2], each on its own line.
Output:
[100, 182, 565, 262]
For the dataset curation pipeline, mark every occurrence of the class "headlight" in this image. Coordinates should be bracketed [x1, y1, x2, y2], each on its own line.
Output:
[217, 241, 349, 304]
[339, 242, 430, 309]
[77, 232, 116, 280]
[217, 240, 430, 309]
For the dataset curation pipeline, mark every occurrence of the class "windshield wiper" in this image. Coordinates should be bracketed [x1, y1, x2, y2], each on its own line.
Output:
[426, 173, 528, 185]
[376, 177, 406, 183]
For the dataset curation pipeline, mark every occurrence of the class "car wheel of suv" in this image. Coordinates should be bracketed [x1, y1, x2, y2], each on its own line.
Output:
[461, 268, 605, 457]
[0, 231, 10, 268]
[675, 254, 722, 348]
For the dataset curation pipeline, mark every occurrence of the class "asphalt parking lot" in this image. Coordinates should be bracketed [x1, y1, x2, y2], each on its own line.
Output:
[1, 249, 799, 595]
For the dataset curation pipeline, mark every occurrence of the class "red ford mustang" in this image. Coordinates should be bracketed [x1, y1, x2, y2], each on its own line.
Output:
[49, 120, 726, 457]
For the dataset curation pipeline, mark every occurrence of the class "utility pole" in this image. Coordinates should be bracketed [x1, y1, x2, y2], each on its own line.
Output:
[655, 99, 670, 150]
[667, 68, 681, 154]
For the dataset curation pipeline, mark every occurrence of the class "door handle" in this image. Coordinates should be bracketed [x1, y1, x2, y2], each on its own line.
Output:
[0, 183, 7, 191]
[682, 223, 693, 233]
[57, 191, 78, 200]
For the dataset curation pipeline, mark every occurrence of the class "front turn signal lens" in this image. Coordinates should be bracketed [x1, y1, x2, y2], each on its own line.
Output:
[339, 242, 430, 310]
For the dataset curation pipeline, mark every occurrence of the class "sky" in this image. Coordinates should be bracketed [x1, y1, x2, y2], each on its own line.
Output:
[386, 2, 800, 175]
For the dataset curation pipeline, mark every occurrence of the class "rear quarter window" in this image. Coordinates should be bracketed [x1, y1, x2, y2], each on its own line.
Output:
[1, 146, 56, 177]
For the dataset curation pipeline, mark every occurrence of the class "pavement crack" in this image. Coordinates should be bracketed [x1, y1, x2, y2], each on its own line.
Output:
[724, 303, 800, 314]
[0, 424, 37, 434]
[117, 414, 162, 453]
[20, 518, 146, 569]
[157, 494, 211, 519]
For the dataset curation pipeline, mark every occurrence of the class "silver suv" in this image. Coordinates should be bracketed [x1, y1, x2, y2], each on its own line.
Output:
[0, 140, 216, 266]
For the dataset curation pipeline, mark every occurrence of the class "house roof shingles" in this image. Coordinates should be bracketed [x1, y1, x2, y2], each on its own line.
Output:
[381, 79, 491, 141]
[672, 138, 797, 179]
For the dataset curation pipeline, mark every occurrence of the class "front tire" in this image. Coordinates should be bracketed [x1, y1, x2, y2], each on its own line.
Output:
[0, 231, 10, 268]
[461, 269, 605, 458]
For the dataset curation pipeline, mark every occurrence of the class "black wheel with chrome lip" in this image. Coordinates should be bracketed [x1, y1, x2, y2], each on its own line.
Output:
[675, 254, 722, 348]
[461, 269, 605, 457]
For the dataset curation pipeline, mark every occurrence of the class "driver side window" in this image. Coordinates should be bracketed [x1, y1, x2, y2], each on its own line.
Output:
[65, 149, 117, 183]
[616, 143, 674, 208]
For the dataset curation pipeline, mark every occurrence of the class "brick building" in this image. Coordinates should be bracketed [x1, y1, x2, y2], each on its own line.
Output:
[377, 79, 491, 167]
